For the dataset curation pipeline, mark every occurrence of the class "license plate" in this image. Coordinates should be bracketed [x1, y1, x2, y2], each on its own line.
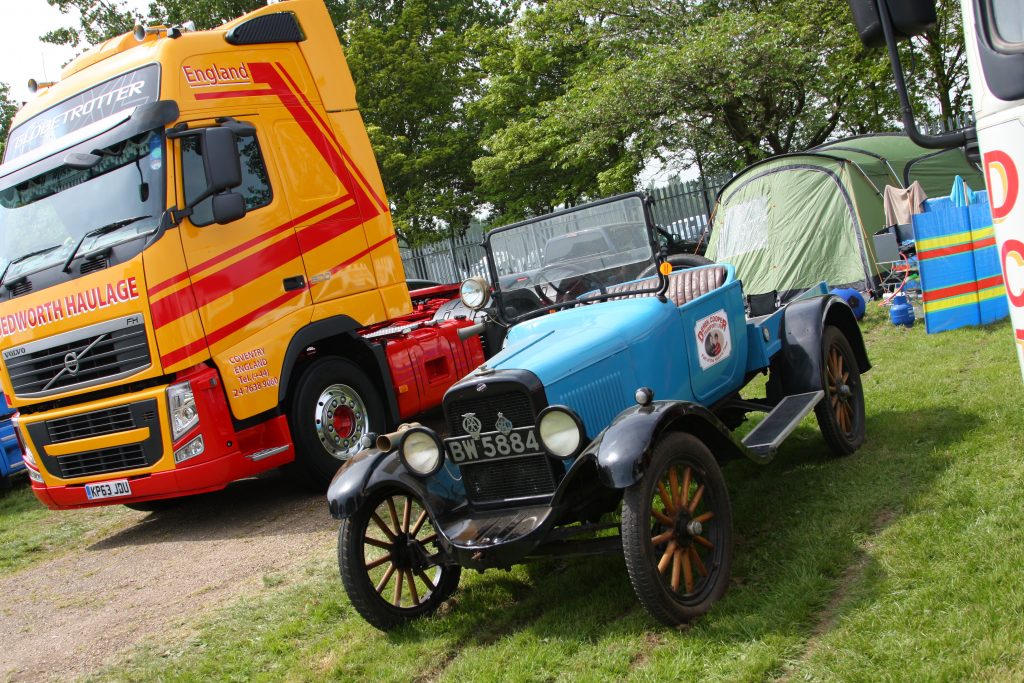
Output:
[84, 479, 132, 500]
[445, 426, 542, 464]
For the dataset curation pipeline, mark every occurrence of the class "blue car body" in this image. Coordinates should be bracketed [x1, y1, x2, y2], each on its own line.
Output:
[0, 393, 25, 484]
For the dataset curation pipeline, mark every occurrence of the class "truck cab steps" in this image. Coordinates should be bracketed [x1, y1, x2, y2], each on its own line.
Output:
[741, 390, 824, 457]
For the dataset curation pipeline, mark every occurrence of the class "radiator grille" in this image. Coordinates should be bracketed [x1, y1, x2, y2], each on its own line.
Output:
[56, 444, 147, 478]
[446, 390, 535, 437]
[47, 405, 136, 443]
[461, 455, 557, 504]
[4, 316, 150, 397]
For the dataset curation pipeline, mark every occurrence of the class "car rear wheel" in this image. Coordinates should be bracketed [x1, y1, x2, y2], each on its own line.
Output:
[621, 432, 733, 626]
[339, 488, 460, 630]
[814, 325, 865, 455]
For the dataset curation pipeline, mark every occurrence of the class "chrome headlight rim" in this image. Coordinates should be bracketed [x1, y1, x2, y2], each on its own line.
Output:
[166, 380, 199, 442]
[537, 405, 585, 460]
[459, 276, 490, 310]
[398, 426, 445, 478]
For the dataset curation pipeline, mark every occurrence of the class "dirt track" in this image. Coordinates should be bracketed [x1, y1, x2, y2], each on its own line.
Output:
[0, 472, 337, 682]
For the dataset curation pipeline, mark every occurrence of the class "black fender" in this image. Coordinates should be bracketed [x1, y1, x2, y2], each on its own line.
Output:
[587, 400, 751, 490]
[277, 316, 400, 427]
[771, 294, 871, 397]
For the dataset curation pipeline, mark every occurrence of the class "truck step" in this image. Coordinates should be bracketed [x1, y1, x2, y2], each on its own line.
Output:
[741, 390, 824, 457]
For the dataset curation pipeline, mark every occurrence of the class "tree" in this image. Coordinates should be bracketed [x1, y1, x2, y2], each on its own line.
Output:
[0, 83, 19, 159]
[42, 0, 140, 48]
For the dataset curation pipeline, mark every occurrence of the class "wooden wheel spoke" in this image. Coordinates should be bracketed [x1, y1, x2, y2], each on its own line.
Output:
[410, 509, 428, 537]
[682, 467, 692, 507]
[693, 534, 714, 550]
[688, 545, 708, 577]
[401, 496, 412, 534]
[831, 394, 840, 407]
[385, 497, 401, 537]
[364, 535, 391, 550]
[688, 484, 705, 514]
[419, 533, 438, 546]
[682, 547, 694, 593]
[417, 569, 437, 592]
[393, 567, 404, 606]
[406, 570, 420, 605]
[365, 553, 392, 570]
[669, 467, 680, 510]
[371, 512, 396, 541]
[651, 529, 675, 546]
[658, 540, 677, 574]
[657, 481, 674, 514]
[693, 511, 714, 524]
[375, 563, 397, 594]
[671, 547, 683, 591]
[842, 370, 850, 383]
[651, 508, 674, 526]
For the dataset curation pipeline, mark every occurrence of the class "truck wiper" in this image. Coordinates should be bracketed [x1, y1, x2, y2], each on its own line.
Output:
[61, 215, 151, 274]
[0, 244, 65, 286]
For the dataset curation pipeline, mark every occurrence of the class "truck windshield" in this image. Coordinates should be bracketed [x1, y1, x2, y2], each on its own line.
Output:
[0, 129, 164, 282]
[487, 195, 656, 309]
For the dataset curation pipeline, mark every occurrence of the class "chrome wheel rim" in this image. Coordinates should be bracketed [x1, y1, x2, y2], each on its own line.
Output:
[315, 383, 369, 460]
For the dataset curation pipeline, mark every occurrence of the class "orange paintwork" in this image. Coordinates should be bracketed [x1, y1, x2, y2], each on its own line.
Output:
[0, 0, 413, 496]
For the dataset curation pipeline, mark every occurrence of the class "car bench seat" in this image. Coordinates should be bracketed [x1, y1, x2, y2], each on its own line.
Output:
[606, 265, 728, 307]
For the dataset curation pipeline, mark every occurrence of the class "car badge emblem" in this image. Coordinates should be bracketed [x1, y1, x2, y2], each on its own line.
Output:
[462, 413, 482, 439]
[495, 412, 513, 436]
[63, 351, 80, 376]
[476, 383, 487, 392]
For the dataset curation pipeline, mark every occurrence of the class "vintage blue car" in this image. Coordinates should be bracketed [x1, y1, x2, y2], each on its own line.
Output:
[328, 193, 869, 629]
[0, 393, 25, 489]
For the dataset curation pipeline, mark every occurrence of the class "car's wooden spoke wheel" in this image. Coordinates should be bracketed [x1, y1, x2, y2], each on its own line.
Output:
[339, 489, 460, 630]
[622, 433, 733, 626]
[814, 325, 865, 455]
[826, 347, 854, 436]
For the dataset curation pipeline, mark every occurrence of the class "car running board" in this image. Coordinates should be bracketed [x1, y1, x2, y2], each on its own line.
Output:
[741, 390, 824, 457]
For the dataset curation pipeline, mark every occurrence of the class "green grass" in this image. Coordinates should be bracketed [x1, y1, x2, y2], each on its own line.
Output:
[0, 481, 135, 576]
[93, 311, 1024, 682]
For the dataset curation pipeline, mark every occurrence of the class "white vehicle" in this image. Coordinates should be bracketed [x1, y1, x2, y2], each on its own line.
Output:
[848, 0, 1024, 379]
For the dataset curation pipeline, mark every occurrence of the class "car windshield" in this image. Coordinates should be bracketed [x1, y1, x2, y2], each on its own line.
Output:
[0, 129, 164, 282]
[486, 195, 656, 315]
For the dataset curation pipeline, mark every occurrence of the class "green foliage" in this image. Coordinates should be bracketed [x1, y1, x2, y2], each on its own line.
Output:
[0, 82, 18, 159]
[42, 0, 141, 48]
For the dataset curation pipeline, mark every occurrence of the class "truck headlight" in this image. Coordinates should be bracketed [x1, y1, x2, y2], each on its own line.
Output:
[459, 277, 490, 310]
[166, 381, 199, 441]
[399, 427, 444, 477]
[538, 406, 584, 459]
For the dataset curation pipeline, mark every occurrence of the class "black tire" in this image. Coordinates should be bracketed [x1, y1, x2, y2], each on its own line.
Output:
[621, 432, 733, 626]
[814, 325, 865, 455]
[288, 358, 386, 489]
[339, 488, 461, 630]
[638, 253, 713, 278]
[123, 498, 182, 513]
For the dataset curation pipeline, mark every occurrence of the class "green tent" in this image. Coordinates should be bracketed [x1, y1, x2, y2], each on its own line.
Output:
[705, 133, 985, 298]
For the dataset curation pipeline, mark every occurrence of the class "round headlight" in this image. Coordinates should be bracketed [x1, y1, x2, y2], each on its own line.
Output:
[538, 406, 584, 459]
[399, 428, 444, 477]
[460, 277, 490, 310]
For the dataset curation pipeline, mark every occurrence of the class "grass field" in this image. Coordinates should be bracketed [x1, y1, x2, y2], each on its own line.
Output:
[45, 312, 1024, 680]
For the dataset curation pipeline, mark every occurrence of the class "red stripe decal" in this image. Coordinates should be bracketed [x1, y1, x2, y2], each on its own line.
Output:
[295, 202, 363, 255]
[151, 286, 201, 329]
[977, 274, 1005, 291]
[160, 339, 209, 369]
[195, 88, 276, 100]
[191, 236, 302, 310]
[205, 289, 307, 348]
[921, 280, 978, 302]
[917, 242, 975, 260]
[329, 234, 397, 276]
[148, 271, 190, 297]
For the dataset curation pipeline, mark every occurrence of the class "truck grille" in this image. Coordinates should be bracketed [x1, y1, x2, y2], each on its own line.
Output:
[3, 315, 150, 398]
[461, 455, 558, 504]
[56, 444, 147, 478]
[446, 390, 535, 437]
[47, 405, 137, 443]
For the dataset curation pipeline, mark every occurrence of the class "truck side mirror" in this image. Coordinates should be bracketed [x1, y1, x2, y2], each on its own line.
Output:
[201, 126, 242, 194]
[212, 191, 246, 225]
[848, 0, 937, 48]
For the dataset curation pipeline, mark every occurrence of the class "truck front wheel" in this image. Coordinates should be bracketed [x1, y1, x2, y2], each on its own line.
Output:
[288, 357, 385, 488]
[621, 432, 733, 626]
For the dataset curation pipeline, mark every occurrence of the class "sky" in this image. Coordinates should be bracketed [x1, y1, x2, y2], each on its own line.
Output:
[0, 0, 150, 104]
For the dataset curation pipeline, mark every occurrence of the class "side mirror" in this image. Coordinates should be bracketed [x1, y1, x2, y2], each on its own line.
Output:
[202, 126, 242, 194]
[212, 192, 246, 225]
[847, 0, 936, 48]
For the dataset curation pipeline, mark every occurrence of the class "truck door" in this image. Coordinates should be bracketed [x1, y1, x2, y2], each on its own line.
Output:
[174, 115, 311, 356]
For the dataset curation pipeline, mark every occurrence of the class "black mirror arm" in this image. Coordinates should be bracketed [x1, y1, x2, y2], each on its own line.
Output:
[878, 0, 971, 150]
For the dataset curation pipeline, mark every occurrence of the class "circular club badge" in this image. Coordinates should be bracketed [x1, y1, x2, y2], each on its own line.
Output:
[695, 310, 731, 369]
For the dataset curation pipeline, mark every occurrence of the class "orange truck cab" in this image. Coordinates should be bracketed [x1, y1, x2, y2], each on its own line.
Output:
[0, 0, 484, 509]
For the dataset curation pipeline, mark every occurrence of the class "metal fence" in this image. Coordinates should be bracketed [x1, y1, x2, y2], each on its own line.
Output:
[398, 173, 733, 283]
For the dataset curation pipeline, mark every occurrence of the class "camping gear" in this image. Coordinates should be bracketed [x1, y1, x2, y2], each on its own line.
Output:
[831, 287, 866, 319]
[706, 133, 985, 300]
[889, 294, 916, 327]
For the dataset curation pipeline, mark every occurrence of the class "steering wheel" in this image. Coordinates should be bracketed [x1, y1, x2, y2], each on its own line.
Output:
[533, 263, 607, 305]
